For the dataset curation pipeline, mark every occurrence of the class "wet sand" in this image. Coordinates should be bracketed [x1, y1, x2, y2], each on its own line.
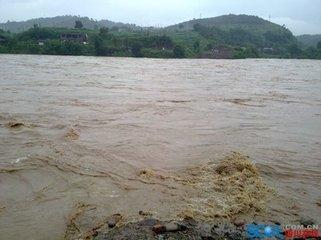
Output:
[0, 54, 320, 239]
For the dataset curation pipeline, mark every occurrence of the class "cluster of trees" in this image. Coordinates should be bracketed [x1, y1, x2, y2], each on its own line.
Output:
[297, 34, 321, 48]
[93, 27, 180, 57]
[1, 21, 321, 59]
[0, 24, 188, 58]
[0, 25, 93, 55]
[0, 15, 139, 33]
[289, 43, 321, 59]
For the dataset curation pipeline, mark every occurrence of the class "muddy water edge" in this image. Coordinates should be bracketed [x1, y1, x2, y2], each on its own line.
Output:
[0, 55, 321, 239]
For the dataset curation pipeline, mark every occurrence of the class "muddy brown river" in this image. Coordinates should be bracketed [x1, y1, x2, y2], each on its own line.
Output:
[0, 54, 321, 239]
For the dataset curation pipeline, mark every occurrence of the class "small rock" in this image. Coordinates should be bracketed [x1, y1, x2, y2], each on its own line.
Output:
[300, 216, 315, 227]
[107, 214, 123, 228]
[165, 222, 187, 232]
[201, 235, 214, 240]
[178, 223, 187, 231]
[152, 222, 186, 234]
[199, 223, 213, 239]
[164, 223, 179, 232]
[228, 231, 244, 240]
[232, 219, 245, 227]
[152, 224, 166, 234]
[140, 218, 159, 227]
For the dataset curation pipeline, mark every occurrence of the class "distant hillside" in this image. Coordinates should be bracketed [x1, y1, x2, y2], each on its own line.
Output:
[297, 34, 321, 47]
[0, 15, 139, 33]
[167, 14, 286, 33]
[2, 14, 319, 59]
[165, 14, 296, 49]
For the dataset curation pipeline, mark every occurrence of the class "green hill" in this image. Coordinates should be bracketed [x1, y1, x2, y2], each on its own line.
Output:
[297, 34, 321, 47]
[0, 15, 138, 33]
[167, 14, 282, 32]
[165, 14, 296, 49]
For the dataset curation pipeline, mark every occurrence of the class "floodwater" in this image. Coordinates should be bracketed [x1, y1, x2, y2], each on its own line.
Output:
[0, 54, 320, 239]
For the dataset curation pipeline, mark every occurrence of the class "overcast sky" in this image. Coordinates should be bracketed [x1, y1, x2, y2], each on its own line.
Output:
[0, 0, 320, 35]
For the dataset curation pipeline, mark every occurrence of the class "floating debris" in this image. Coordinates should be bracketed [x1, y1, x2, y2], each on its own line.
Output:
[174, 152, 270, 219]
[5, 121, 26, 129]
[0, 206, 5, 213]
[215, 153, 256, 176]
[12, 156, 29, 164]
[59, 153, 290, 239]
[65, 129, 80, 140]
[225, 98, 266, 107]
[138, 168, 155, 179]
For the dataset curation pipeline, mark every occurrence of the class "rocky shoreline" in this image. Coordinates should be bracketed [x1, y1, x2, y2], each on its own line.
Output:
[93, 218, 247, 240]
[91, 216, 319, 240]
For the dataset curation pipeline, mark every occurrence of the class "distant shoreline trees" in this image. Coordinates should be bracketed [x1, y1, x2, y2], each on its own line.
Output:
[75, 20, 83, 29]
[0, 24, 320, 59]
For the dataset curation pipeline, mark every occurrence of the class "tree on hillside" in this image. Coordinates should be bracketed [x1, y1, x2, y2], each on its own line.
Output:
[317, 41, 321, 49]
[173, 45, 186, 58]
[64, 41, 83, 55]
[99, 27, 109, 37]
[193, 23, 201, 31]
[154, 35, 173, 49]
[303, 46, 321, 59]
[193, 41, 200, 53]
[75, 20, 83, 29]
[288, 43, 301, 58]
[132, 43, 143, 57]
[111, 26, 119, 32]
[94, 36, 104, 55]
